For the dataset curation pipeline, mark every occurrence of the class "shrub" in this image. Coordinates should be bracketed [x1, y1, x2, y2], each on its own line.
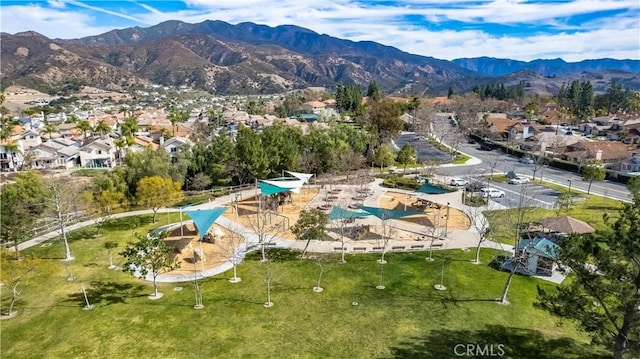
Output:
[245, 248, 302, 262]
[380, 174, 421, 190]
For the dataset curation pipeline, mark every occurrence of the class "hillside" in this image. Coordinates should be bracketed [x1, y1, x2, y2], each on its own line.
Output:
[1, 20, 638, 95]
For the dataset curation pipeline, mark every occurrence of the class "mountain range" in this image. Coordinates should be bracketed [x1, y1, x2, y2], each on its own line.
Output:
[1, 19, 639, 95]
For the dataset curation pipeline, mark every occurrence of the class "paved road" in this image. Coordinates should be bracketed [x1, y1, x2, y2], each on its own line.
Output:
[448, 142, 632, 203]
[427, 130, 632, 204]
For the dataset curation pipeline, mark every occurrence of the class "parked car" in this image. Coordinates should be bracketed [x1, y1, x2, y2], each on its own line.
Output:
[479, 188, 506, 198]
[450, 178, 469, 186]
[519, 157, 534, 164]
[509, 176, 531, 185]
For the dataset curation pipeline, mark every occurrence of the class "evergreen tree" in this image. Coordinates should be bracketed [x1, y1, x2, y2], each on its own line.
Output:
[367, 81, 382, 101]
[537, 180, 640, 358]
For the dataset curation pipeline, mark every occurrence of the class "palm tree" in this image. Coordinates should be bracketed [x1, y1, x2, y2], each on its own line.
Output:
[93, 120, 111, 137]
[42, 123, 58, 140]
[76, 120, 92, 139]
[119, 117, 138, 137]
[168, 107, 188, 137]
[0, 120, 14, 141]
[113, 137, 127, 166]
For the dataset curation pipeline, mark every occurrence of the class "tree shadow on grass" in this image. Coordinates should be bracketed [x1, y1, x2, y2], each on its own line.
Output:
[386, 325, 609, 359]
[64, 281, 147, 307]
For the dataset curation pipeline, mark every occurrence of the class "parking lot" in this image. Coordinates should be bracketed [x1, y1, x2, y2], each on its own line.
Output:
[449, 177, 563, 210]
[394, 133, 451, 163]
[487, 181, 561, 209]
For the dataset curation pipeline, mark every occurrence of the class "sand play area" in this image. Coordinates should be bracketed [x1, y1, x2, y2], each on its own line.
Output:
[377, 191, 471, 230]
[222, 188, 320, 240]
[163, 222, 241, 276]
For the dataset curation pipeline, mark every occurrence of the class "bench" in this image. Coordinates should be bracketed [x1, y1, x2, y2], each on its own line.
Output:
[265, 242, 277, 247]
[392, 246, 405, 252]
[410, 244, 425, 250]
[333, 247, 344, 252]
[371, 247, 384, 252]
[353, 247, 367, 253]
[430, 243, 444, 248]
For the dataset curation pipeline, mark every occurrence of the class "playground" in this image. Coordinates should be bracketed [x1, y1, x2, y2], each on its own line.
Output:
[162, 223, 237, 276]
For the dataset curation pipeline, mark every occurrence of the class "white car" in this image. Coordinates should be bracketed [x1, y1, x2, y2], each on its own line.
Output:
[479, 188, 505, 198]
[450, 178, 469, 186]
[519, 157, 534, 164]
[509, 176, 531, 185]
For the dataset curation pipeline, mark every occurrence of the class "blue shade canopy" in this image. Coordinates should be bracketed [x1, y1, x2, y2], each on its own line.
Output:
[184, 207, 228, 240]
[328, 206, 370, 221]
[415, 180, 455, 194]
[359, 206, 424, 220]
[258, 181, 294, 196]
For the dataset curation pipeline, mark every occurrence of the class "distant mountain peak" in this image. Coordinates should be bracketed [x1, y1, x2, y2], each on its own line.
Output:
[1, 20, 639, 95]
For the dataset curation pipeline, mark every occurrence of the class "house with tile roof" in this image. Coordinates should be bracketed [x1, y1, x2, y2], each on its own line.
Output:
[561, 140, 630, 167]
[129, 135, 159, 152]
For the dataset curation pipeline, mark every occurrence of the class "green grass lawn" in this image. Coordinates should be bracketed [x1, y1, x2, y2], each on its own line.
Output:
[453, 153, 471, 165]
[484, 181, 624, 245]
[1, 216, 608, 359]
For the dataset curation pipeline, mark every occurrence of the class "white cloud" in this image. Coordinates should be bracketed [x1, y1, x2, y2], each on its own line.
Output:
[1, 0, 638, 61]
[0, 4, 117, 38]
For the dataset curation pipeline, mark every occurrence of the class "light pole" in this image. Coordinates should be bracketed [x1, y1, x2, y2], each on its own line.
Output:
[444, 202, 450, 237]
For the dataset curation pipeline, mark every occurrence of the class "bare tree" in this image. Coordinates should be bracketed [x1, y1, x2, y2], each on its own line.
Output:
[486, 153, 506, 184]
[466, 205, 491, 264]
[494, 183, 540, 304]
[451, 93, 483, 134]
[245, 203, 284, 262]
[531, 156, 549, 182]
[421, 159, 442, 179]
[1, 253, 57, 317]
[498, 248, 529, 305]
[423, 213, 441, 262]
[45, 177, 84, 261]
[331, 204, 352, 264]
[104, 241, 118, 269]
[215, 229, 245, 283]
[187, 243, 204, 309]
[376, 211, 396, 265]
[447, 130, 466, 161]
[311, 254, 330, 292]
[331, 148, 365, 182]
[412, 106, 435, 136]
[263, 262, 275, 308]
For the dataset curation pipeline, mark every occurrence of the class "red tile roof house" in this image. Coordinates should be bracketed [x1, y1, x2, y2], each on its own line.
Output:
[561, 140, 631, 168]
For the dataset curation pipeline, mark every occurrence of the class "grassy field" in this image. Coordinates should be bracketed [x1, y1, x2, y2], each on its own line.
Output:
[0, 216, 608, 359]
[484, 181, 624, 245]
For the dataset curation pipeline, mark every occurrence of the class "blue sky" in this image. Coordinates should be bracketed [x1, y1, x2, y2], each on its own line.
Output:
[1, 0, 638, 61]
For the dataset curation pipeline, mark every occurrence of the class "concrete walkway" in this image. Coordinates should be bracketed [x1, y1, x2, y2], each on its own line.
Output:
[18, 160, 517, 283]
